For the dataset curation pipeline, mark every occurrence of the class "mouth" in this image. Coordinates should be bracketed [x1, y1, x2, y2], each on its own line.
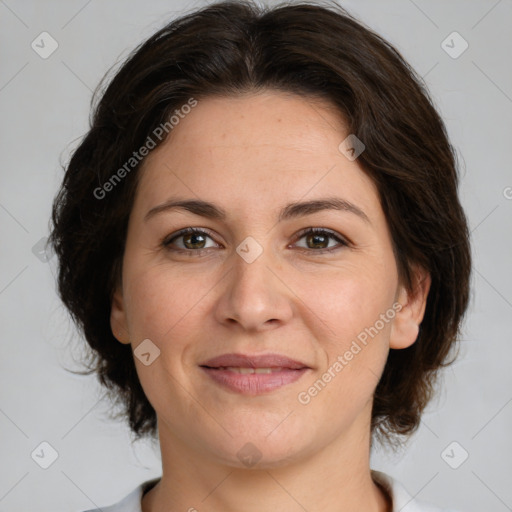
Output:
[199, 353, 311, 395]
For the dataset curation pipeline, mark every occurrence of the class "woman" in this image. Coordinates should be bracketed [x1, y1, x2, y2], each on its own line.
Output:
[50, 1, 471, 511]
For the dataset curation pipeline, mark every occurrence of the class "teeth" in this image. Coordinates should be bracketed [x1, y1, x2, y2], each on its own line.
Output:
[223, 367, 282, 374]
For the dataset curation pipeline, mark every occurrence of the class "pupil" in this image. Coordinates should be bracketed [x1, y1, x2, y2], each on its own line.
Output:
[184, 233, 205, 249]
[309, 233, 327, 249]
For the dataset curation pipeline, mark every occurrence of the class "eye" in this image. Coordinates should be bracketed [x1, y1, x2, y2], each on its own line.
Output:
[162, 226, 349, 256]
[162, 228, 220, 255]
[292, 227, 349, 254]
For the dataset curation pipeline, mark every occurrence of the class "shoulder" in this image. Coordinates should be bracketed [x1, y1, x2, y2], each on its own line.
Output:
[77, 477, 160, 512]
[371, 470, 462, 512]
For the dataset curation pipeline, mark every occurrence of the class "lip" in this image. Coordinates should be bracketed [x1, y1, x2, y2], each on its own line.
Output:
[200, 353, 311, 395]
[201, 353, 308, 369]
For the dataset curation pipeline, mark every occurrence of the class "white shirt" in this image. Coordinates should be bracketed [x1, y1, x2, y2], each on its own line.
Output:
[80, 471, 461, 512]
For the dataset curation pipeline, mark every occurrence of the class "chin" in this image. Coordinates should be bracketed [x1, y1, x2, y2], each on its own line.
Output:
[201, 427, 312, 471]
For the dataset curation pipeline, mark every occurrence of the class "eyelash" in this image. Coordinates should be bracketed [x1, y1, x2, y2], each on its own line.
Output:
[161, 227, 349, 256]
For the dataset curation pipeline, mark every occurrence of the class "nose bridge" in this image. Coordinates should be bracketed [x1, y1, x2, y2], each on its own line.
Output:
[215, 235, 293, 330]
[234, 237, 273, 294]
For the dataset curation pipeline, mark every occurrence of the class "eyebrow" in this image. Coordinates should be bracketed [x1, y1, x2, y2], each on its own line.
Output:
[144, 196, 371, 224]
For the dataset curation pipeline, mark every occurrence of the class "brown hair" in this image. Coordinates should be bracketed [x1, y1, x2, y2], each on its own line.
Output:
[49, 0, 471, 446]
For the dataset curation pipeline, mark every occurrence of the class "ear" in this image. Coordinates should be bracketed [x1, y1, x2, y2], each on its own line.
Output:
[110, 285, 131, 345]
[389, 265, 431, 350]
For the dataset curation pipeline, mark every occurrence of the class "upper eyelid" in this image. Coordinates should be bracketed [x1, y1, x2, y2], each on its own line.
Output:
[293, 227, 347, 241]
[164, 227, 219, 245]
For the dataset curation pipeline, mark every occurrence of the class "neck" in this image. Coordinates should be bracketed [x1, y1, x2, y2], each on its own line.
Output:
[142, 412, 391, 512]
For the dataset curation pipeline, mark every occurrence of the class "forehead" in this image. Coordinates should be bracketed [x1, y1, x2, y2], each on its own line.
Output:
[134, 91, 381, 220]
[164, 91, 343, 146]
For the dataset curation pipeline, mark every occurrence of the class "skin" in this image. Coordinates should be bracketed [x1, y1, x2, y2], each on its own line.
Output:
[111, 90, 431, 512]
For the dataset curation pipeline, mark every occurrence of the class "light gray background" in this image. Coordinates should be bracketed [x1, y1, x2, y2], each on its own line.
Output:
[1, 0, 511, 511]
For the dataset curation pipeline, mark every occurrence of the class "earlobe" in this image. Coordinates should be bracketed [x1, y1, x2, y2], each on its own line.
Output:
[389, 266, 431, 350]
[110, 287, 131, 345]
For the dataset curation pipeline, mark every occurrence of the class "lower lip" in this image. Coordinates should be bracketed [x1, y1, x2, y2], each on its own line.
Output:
[200, 367, 309, 395]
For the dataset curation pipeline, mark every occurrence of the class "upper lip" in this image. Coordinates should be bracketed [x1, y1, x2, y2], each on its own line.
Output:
[200, 353, 310, 370]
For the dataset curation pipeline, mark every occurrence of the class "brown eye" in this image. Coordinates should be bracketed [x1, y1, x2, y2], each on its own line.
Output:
[181, 232, 207, 249]
[306, 232, 329, 249]
[163, 228, 218, 253]
[293, 228, 348, 253]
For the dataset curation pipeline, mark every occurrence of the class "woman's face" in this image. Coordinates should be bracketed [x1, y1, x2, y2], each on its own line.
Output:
[111, 90, 429, 467]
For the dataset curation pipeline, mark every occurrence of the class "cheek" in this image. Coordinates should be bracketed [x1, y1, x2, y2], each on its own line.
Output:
[295, 265, 395, 402]
[122, 265, 210, 413]
[296, 263, 397, 343]
[123, 263, 205, 345]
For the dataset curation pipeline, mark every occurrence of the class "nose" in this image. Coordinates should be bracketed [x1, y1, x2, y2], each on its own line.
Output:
[214, 243, 294, 332]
